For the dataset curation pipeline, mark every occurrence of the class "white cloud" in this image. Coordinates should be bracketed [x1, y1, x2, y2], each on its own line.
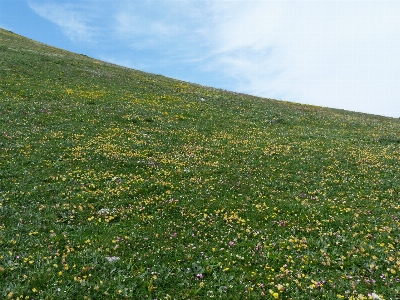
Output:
[115, 14, 179, 49]
[202, 1, 400, 117]
[28, 0, 97, 42]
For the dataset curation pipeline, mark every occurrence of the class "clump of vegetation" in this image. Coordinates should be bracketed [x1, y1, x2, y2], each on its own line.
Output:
[376, 136, 400, 144]
[1, 28, 399, 299]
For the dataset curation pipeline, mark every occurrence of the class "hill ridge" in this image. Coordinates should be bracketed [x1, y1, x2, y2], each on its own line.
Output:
[1, 28, 400, 299]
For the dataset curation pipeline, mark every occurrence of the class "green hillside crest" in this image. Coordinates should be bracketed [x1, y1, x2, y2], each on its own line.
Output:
[1, 28, 399, 299]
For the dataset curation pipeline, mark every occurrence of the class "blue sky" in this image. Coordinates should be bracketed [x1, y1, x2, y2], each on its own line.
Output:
[1, 0, 399, 118]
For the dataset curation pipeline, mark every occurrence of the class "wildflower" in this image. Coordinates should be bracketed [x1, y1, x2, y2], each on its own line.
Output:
[370, 293, 382, 300]
[97, 208, 110, 214]
[229, 241, 235, 246]
[276, 284, 285, 291]
[269, 289, 279, 299]
[197, 273, 203, 279]
[105, 256, 120, 262]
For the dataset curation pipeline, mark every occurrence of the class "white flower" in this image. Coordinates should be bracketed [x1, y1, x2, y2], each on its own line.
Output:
[371, 293, 382, 300]
[105, 256, 120, 263]
[98, 208, 110, 215]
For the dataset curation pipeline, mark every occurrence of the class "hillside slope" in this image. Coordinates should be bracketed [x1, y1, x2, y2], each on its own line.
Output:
[1, 28, 400, 299]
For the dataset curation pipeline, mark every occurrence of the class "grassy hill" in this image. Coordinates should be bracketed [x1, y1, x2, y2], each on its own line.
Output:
[1, 28, 399, 299]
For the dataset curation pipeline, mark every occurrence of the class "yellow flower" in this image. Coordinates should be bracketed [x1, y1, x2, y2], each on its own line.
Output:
[32, 288, 38, 293]
[269, 290, 279, 299]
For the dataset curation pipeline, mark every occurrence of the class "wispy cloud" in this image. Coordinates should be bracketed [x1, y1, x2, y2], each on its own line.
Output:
[112, 1, 202, 51]
[201, 1, 400, 116]
[28, 0, 98, 42]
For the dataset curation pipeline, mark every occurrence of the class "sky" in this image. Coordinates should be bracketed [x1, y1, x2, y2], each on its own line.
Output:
[1, 0, 399, 118]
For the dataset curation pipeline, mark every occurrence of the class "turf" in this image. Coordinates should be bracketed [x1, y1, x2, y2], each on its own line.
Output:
[0, 28, 399, 299]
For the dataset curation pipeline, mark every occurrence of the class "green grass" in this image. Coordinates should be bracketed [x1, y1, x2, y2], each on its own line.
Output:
[1, 28, 400, 299]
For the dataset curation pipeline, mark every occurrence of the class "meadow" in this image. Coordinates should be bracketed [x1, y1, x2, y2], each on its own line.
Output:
[0, 28, 399, 299]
